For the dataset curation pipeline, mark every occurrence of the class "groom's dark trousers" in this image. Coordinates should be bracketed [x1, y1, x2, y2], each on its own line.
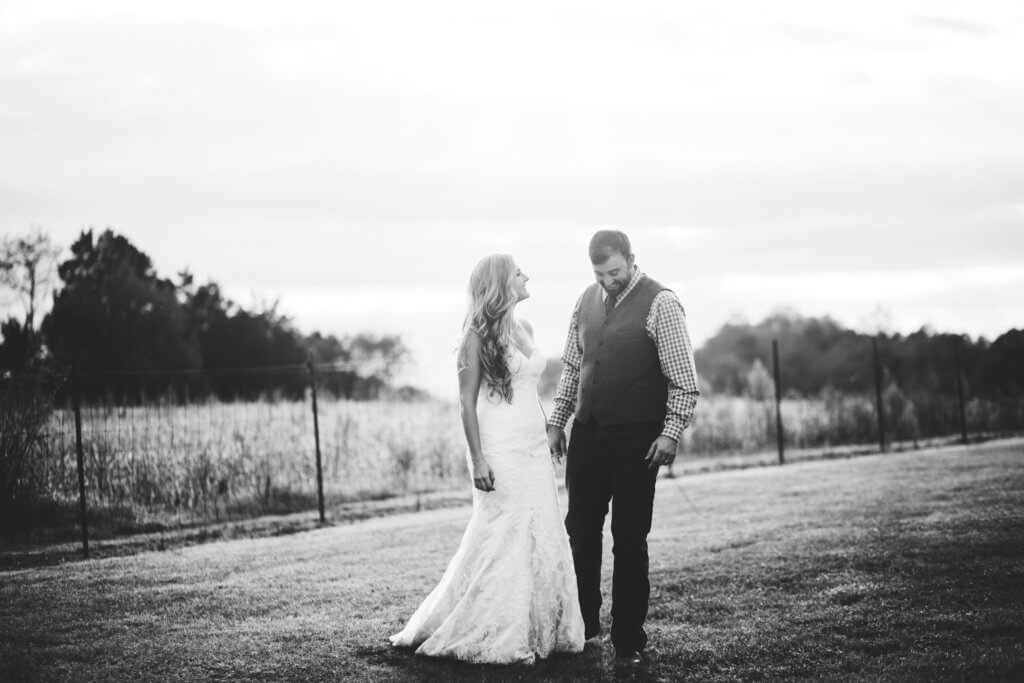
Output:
[565, 415, 661, 653]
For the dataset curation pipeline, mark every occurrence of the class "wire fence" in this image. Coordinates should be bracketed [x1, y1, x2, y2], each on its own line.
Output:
[2, 336, 1023, 559]
[1, 365, 467, 557]
[678, 336, 1023, 462]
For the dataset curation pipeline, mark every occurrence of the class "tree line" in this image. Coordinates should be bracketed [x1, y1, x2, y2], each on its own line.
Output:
[536, 311, 1022, 403]
[6, 226, 1021, 403]
[693, 311, 1023, 399]
[0, 227, 413, 400]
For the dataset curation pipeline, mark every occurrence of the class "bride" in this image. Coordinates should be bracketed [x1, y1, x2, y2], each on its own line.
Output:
[389, 254, 585, 664]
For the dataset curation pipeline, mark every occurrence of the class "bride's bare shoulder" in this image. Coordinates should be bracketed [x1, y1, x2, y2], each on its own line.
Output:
[516, 318, 534, 338]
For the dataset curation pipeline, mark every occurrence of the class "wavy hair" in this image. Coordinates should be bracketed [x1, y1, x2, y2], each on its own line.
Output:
[461, 253, 519, 403]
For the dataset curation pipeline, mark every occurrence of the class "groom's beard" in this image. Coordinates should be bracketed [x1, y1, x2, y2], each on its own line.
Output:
[602, 281, 627, 296]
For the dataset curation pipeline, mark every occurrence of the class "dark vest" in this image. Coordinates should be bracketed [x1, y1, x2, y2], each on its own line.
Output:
[576, 275, 669, 426]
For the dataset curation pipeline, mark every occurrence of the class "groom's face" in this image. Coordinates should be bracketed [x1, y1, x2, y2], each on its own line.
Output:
[592, 252, 634, 296]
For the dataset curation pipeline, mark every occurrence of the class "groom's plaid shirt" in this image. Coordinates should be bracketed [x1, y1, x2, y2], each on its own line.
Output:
[548, 267, 700, 441]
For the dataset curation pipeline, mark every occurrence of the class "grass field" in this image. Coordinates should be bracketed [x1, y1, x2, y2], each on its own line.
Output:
[2, 440, 1022, 681]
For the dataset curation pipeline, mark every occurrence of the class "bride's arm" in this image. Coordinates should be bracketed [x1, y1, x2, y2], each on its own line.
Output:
[458, 331, 495, 492]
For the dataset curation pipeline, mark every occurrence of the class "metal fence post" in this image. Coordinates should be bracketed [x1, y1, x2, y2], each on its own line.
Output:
[954, 337, 968, 444]
[308, 359, 326, 523]
[872, 336, 887, 452]
[72, 369, 90, 559]
[772, 338, 785, 465]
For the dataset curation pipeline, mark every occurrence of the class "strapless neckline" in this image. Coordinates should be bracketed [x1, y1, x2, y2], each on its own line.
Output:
[512, 345, 539, 359]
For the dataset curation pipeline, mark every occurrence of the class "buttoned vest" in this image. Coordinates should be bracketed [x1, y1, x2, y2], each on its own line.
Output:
[575, 275, 669, 426]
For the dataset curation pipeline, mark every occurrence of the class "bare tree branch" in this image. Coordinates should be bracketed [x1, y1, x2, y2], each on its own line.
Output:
[0, 225, 61, 333]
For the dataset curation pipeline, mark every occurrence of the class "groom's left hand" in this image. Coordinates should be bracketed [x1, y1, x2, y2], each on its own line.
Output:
[645, 435, 678, 470]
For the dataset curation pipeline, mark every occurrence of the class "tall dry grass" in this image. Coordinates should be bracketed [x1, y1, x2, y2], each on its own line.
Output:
[9, 388, 1022, 538]
[24, 397, 465, 536]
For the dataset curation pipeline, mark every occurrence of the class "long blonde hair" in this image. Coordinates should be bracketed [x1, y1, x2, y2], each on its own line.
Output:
[461, 253, 518, 403]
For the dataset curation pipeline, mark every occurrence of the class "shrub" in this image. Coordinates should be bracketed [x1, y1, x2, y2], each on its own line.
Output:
[0, 374, 61, 530]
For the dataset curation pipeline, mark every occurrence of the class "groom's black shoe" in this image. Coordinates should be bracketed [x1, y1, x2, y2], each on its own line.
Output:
[614, 649, 645, 666]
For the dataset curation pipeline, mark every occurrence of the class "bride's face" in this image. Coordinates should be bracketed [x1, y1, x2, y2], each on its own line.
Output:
[511, 265, 530, 302]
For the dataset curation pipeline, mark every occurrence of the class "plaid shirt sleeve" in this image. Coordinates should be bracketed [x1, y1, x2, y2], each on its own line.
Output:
[647, 290, 700, 441]
[548, 294, 584, 430]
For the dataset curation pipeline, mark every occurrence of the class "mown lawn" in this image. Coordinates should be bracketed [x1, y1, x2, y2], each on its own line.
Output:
[2, 440, 1022, 681]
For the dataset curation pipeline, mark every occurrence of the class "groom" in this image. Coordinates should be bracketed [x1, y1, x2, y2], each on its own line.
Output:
[547, 230, 699, 665]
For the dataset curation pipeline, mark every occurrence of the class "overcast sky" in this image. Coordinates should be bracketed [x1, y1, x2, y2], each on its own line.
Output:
[2, 0, 1023, 396]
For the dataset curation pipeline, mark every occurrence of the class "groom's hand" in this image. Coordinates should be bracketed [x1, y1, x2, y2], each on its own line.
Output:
[546, 425, 567, 464]
[645, 435, 678, 470]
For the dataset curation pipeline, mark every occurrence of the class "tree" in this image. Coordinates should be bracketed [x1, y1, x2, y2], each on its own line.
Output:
[0, 318, 34, 374]
[305, 331, 412, 399]
[0, 227, 61, 371]
[744, 358, 774, 401]
[973, 329, 1024, 396]
[693, 309, 1024, 403]
[347, 333, 409, 384]
[30, 227, 416, 400]
[306, 331, 351, 367]
[177, 274, 320, 398]
[0, 225, 61, 334]
[41, 228, 201, 374]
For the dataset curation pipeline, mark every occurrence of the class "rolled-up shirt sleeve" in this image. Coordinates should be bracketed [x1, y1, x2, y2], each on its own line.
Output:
[548, 296, 584, 430]
[647, 290, 700, 441]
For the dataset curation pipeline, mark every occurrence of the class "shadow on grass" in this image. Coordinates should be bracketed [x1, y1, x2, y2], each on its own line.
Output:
[350, 642, 639, 682]
[0, 491, 473, 571]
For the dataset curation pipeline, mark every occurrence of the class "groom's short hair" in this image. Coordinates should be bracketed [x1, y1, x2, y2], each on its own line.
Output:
[589, 230, 632, 264]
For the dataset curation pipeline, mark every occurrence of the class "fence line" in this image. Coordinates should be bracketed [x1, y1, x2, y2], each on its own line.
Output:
[954, 337, 969, 444]
[72, 371, 89, 559]
[308, 359, 325, 523]
[765, 335, 983, 469]
[872, 337, 887, 452]
[2, 364, 469, 559]
[2, 339, 1022, 560]
[771, 339, 784, 465]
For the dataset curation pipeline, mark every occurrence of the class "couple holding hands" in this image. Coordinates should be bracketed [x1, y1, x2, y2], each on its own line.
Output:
[390, 229, 699, 668]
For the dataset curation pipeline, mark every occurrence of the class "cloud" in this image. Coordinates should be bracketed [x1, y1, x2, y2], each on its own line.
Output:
[3, 0, 1023, 396]
[913, 15, 997, 38]
[773, 22, 916, 50]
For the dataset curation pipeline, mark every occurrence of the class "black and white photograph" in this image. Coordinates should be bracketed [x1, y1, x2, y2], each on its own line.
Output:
[2, 1, 1023, 680]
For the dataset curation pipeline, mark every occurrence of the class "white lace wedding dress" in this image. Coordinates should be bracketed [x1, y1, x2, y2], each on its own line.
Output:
[389, 345, 586, 664]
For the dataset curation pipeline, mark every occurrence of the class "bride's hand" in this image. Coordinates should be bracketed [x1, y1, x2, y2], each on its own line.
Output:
[472, 460, 496, 492]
